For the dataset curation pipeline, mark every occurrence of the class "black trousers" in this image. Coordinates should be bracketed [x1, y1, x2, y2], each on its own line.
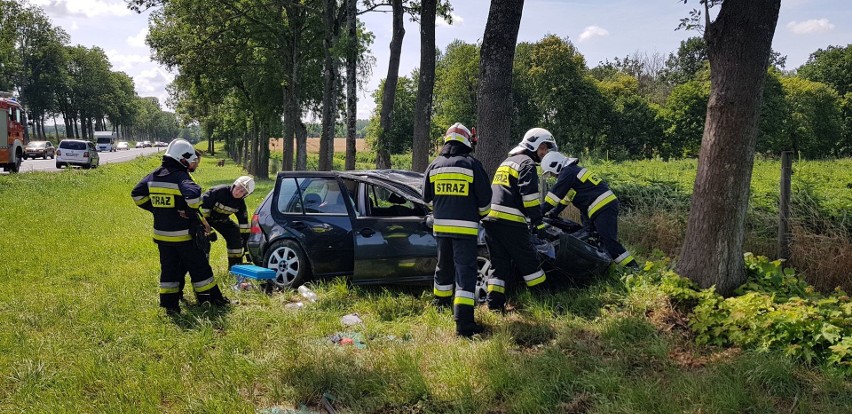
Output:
[210, 218, 244, 269]
[588, 202, 635, 267]
[157, 241, 220, 309]
[434, 236, 478, 327]
[482, 221, 546, 309]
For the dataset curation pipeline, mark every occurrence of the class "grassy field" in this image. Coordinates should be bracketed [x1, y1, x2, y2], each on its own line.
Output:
[0, 152, 850, 412]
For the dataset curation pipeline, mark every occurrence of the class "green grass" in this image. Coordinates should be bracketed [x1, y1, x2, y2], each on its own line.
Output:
[1, 153, 850, 412]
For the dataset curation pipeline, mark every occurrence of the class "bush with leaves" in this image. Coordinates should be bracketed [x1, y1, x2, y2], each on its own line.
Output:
[625, 254, 852, 373]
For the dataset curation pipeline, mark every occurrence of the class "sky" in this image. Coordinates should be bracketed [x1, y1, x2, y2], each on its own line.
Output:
[28, 0, 852, 119]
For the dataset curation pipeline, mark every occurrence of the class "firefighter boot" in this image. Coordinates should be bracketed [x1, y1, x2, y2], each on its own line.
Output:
[430, 297, 452, 312]
[160, 292, 181, 315]
[197, 285, 231, 307]
[227, 257, 243, 270]
[455, 305, 485, 338]
[486, 291, 506, 313]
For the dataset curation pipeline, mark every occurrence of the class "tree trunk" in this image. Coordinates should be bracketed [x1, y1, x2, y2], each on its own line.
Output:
[345, 0, 358, 170]
[319, 0, 337, 171]
[411, 0, 437, 173]
[295, 119, 308, 169]
[476, 0, 525, 177]
[282, 86, 295, 171]
[257, 117, 270, 179]
[676, 0, 781, 296]
[375, 0, 405, 169]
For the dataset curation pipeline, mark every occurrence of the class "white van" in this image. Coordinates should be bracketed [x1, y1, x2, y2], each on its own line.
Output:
[94, 131, 117, 152]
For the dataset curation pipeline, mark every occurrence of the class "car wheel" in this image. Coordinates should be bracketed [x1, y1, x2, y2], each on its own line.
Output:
[264, 239, 310, 288]
[56, 163, 62, 169]
[476, 253, 494, 304]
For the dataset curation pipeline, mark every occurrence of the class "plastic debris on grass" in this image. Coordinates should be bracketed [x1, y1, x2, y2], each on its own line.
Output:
[329, 332, 367, 349]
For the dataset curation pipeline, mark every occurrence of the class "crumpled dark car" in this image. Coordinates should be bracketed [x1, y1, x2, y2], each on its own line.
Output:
[247, 169, 611, 301]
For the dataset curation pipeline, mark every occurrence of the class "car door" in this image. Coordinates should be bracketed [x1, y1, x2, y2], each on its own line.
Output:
[271, 173, 354, 277]
[350, 177, 437, 284]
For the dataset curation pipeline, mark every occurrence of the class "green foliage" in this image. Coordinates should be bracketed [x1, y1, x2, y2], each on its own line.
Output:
[660, 78, 709, 158]
[366, 75, 417, 154]
[798, 44, 852, 96]
[779, 76, 844, 158]
[627, 255, 852, 373]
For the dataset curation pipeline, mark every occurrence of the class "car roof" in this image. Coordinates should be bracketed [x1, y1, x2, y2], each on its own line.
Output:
[60, 139, 89, 143]
[276, 169, 425, 197]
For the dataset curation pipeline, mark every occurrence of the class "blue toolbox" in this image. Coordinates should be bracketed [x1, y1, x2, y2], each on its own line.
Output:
[230, 264, 276, 280]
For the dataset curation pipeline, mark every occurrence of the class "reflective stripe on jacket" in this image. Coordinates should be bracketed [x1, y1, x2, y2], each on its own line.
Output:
[201, 184, 249, 233]
[483, 153, 543, 227]
[422, 151, 492, 238]
[542, 159, 616, 218]
[131, 158, 203, 244]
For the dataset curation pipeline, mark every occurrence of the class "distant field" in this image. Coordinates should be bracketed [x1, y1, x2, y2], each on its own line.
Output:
[269, 137, 367, 154]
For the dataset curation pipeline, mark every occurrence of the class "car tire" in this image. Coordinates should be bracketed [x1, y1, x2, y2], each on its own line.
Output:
[56, 163, 62, 169]
[264, 239, 310, 289]
[475, 248, 493, 304]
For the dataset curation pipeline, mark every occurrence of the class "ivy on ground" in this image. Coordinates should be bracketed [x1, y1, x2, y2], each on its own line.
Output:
[624, 253, 852, 374]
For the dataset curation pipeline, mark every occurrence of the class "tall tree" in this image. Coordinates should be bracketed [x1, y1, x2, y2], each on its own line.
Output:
[411, 0, 437, 172]
[676, 0, 781, 295]
[344, 0, 358, 170]
[476, 0, 524, 176]
[797, 44, 852, 96]
[374, 0, 405, 168]
[318, 0, 339, 171]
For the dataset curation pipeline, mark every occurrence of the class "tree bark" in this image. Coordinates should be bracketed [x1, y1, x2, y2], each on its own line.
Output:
[411, 0, 437, 172]
[282, 86, 295, 171]
[296, 119, 308, 169]
[345, 0, 358, 170]
[676, 0, 781, 296]
[476, 0, 525, 177]
[319, 0, 337, 171]
[374, 0, 405, 169]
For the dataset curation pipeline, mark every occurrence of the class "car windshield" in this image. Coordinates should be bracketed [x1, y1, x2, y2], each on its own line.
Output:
[59, 141, 87, 150]
[27, 142, 46, 148]
[96, 138, 111, 144]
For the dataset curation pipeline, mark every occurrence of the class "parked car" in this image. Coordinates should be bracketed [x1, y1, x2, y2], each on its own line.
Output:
[56, 139, 99, 169]
[116, 141, 129, 150]
[23, 141, 55, 159]
[153, 141, 168, 148]
[247, 170, 611, 301]
[135, 141, 145, 148]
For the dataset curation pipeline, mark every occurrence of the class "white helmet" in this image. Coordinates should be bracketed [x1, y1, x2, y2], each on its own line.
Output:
[164, 139, 199, 168]
[233, 175, 255, 196]
[541, 151, 569, 176]
[509, 127, 558, 155]
[443, 122, 475, 148]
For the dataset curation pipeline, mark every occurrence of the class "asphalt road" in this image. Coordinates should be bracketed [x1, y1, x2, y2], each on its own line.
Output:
[10, 147, 165, 173]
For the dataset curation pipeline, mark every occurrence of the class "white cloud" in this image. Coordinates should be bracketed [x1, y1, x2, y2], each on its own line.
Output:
[787, 19, 835, 34]
[134, 67, 174, 97]
[127, 27, 148, 49]
[105, 49, 149, 71]
[31, 0, 131, 18]
[437, 13, 464, 27]
[69, 21, 79, 31]
[578, 25, 609, 42]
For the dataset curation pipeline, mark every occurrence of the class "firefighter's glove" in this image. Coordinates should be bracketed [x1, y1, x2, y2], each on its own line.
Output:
[533, 222, 551, 240]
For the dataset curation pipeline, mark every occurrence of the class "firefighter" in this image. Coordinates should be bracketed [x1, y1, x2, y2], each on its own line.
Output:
[540, 151, 638, 269]
[481, 127, 557, 312]
[200, 175, 255, 270]
[422, 123, 492, 337]
[131, 139, 229, 315]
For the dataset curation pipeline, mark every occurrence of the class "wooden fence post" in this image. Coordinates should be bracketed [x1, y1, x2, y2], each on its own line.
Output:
[778, 151, 793, 260]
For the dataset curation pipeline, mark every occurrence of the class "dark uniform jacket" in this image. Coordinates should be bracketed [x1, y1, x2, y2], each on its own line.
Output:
[131, 157, 203, 244]
[422, 143, 492, 238]
[542, 158, 617, 218]
[482, 151, 544, 228]
[200, 184, 250, 235]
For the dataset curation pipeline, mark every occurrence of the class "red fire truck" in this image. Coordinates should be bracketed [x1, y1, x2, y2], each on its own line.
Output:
[1, 92, 25, 173]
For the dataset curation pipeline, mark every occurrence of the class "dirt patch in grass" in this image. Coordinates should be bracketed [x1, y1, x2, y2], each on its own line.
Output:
[668, 346, 741, 369]
[557, 392, 594, 414]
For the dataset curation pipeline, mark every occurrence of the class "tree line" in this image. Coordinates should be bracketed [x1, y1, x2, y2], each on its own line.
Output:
[369, 36, 852, 161]
[0, 0, 181, 142]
